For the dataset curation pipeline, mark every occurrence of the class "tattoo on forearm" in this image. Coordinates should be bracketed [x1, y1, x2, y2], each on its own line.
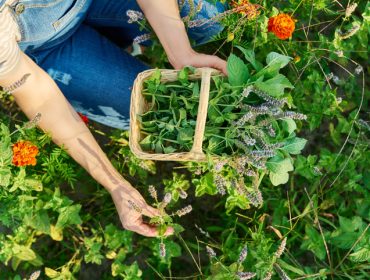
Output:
[2, 73, 31, 94]
[77, 138, 121, 186]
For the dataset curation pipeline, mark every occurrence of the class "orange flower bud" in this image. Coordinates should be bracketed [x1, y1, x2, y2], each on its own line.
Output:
[268, 13, 296, 40]
[12, 140, 39, 167]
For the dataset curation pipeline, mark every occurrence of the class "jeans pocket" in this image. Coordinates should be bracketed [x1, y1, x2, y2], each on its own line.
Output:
[52, 0, 88, 31]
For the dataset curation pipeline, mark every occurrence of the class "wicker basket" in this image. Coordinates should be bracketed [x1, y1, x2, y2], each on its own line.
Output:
[129, 67, 222, 162]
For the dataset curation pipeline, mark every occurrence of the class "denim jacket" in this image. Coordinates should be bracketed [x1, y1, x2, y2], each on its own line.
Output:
[1, 0, 92, 52]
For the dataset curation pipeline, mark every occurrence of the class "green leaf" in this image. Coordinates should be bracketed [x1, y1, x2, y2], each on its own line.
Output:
[339, 216, 363, 232]
[24, 178, 43, 192]
[255, 74, 294, 97]
[349, 248, 370, 263]
[267, 156, 294, 186]
[104, 224, 133, 251]
[236, 46, 263, 71]
[301, 225, 326, 260]
[277, 259, 305, 276]
[0, 167, 12, 187]
[227, 54, 249, 87]
[281, 118, 297, 134]
[225, 194, 250, 214]
[12, 244, 36, 261]
[193, 173, 217, 197]
[207, 137, 223, 153]
[163, 146, 177, 154]
[269, 171, 289, 186]
[281, 137, 307, 155]
[266, 52, 292, 71]
[177, 127, 194, 144]
[56, 204, 82, 229]
[266, 156, 294, 174]
[140, 135, 154, 151]
[330, 231, 360, 249]
[45, 267, 60, 278]
[172, 223, 185, 234]
[9, 168, 26, 192]
[24, 210, 51, 234]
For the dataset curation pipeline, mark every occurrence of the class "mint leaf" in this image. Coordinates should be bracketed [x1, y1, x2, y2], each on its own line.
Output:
[266, 156, 294, 174]
[227, 54, 249, 87]
[193, 173, 217, 197]
[0, 167, 11, 187]
[281, 118, 297, 134]
[266, 52, 292, 70]
[236, 46, 263, 71]
[56, 205, 82, 229]
[269, 171, 290, 186]
[281, 137, 307, 155]
[255, 74, 294, 97]
[267, 156, 294, 186]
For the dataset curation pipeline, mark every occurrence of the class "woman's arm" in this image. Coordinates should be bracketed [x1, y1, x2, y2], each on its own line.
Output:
[136, 0, 227, 74]
[0, 52, 173, 237]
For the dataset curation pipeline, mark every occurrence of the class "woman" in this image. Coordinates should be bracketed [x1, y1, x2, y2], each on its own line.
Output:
[0, 0, 228, 237]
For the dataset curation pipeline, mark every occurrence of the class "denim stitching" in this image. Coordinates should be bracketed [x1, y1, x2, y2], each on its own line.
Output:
[52, 0, 86, 31]
[15, 0, 87, 43]
[21, 0, 65, 9]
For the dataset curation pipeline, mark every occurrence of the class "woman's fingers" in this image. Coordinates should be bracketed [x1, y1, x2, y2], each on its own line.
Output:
[125, 215, 175, 237]
[129, 205, 175, 237]
[142, 205, 161, 217]
[187, 53, 228, 76]
[201, 54, 228, 76]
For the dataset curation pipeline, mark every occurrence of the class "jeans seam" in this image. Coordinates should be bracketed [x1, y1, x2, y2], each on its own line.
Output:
[21, 0, 65, 9]
[52, 0, 87, 30]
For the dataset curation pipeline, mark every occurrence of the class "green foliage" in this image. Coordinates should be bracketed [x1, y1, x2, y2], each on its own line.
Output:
[0, 0, 369, 279]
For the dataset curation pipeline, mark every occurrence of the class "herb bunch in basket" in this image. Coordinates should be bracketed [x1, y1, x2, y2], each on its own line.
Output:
[136, 47, 307, 201]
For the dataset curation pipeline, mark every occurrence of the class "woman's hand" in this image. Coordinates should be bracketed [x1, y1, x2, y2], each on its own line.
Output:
[171, 49, 228, 75]
[110, 184, 174, 237]
[136, 0, 228, 75]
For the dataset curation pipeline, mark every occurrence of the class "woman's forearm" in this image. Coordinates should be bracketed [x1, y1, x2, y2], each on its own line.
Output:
[136, 0, 195, 68]
[1, 53, 128, 194]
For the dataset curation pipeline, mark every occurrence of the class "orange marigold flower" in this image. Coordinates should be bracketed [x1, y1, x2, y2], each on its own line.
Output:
[12, 140, 39, 167]
[231, 0, 260, 20]
[268, 13, 295, 40]
[77, 112, 89, 124]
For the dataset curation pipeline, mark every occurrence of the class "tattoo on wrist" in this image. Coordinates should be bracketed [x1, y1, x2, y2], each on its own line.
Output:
[2, 73, 31, 94]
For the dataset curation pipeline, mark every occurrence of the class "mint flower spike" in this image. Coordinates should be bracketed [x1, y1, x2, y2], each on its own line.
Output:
[175, 205, 192, 217]
[236, 271, 256, 280]
[178, 189, 188, 199]
[263, 271, 273, 280]
[160, 193, 172, 209]
[148, 185, 158, 201]
[29, 270, 41, 280]
[238, 245, 248, 263]
[206, 245, 216, 258]
[159, 242, 166, 258]
[274, 237, 287, 258]
[163, 193, 172, 204]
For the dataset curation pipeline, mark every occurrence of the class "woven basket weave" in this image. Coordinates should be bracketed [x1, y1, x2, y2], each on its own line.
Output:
[129, 67, 222, 162]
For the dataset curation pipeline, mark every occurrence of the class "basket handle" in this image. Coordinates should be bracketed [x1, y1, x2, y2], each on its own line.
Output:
[190, 68, 213, 156]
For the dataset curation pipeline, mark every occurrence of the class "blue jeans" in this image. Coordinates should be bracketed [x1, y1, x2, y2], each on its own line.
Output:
[24, 0, 226, 130]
